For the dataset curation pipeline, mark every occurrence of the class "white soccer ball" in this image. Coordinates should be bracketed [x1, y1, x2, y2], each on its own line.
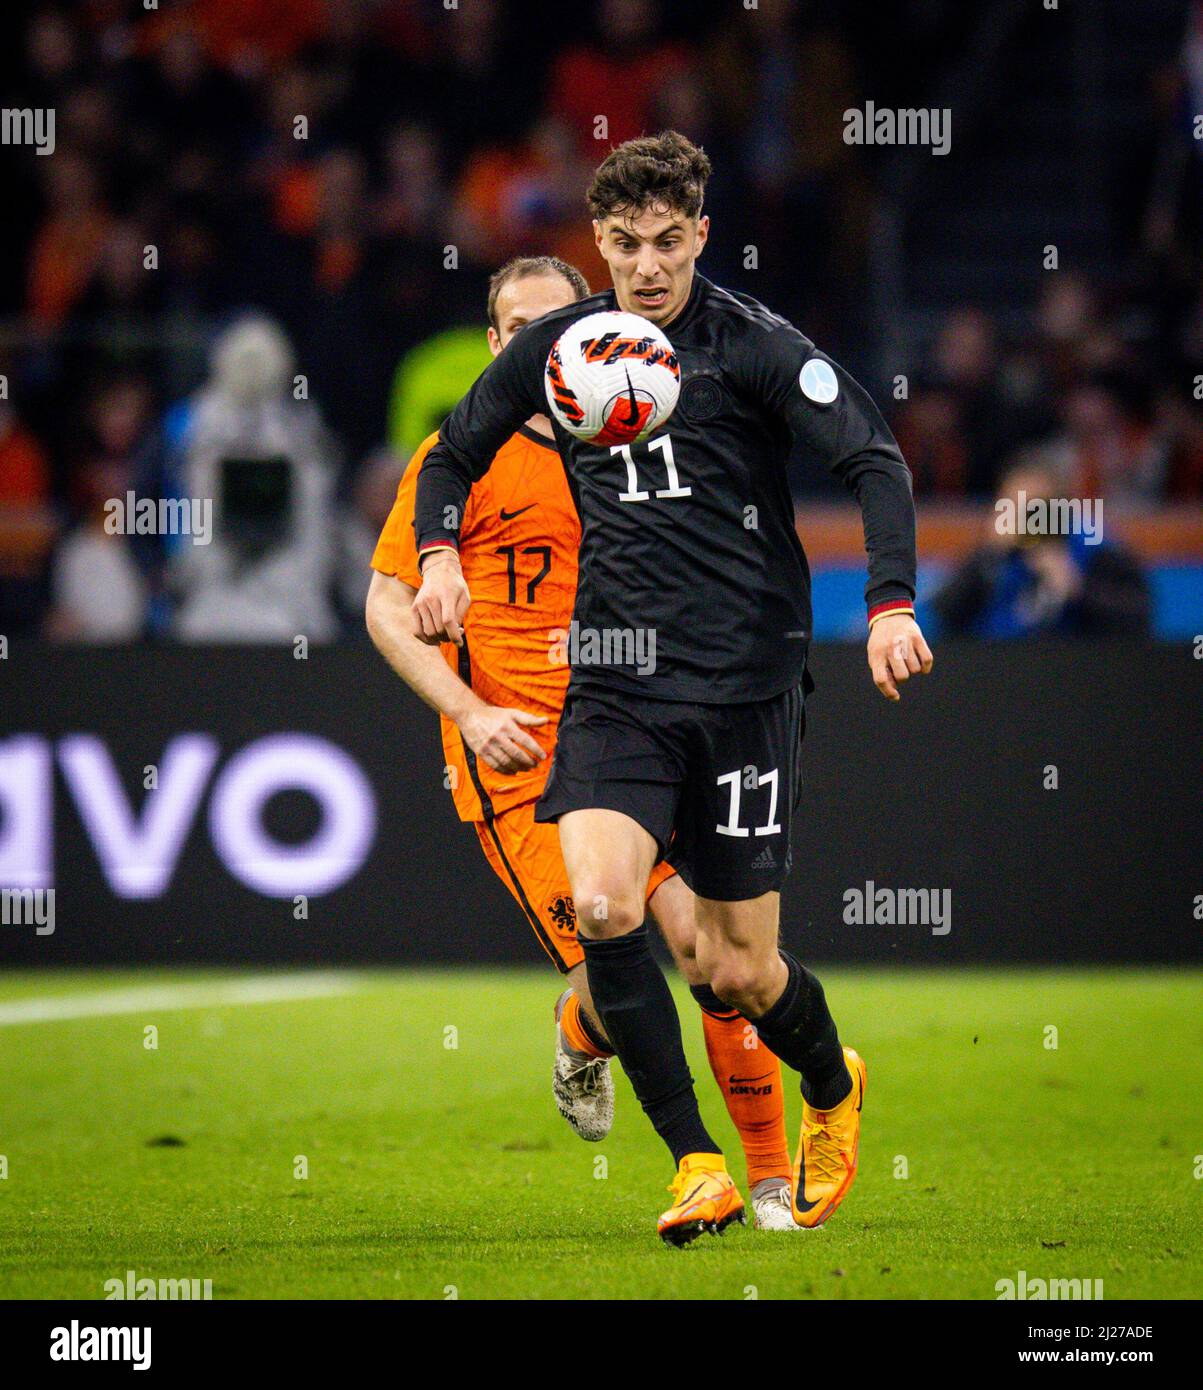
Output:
[544, 310, 681, 446]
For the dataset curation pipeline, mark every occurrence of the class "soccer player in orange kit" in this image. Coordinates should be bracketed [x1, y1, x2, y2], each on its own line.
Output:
[365, 254, 800, 1229]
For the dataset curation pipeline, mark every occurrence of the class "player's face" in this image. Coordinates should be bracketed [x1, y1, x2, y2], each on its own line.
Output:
[488, 274, 579, 355]
[594, 205, 708, 326]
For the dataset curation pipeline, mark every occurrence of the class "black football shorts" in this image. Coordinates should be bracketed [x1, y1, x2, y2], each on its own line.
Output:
[535, 676, 809, 901]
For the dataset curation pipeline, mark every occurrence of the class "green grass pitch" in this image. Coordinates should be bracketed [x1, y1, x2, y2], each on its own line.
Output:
[0, 966, 1199, 1300]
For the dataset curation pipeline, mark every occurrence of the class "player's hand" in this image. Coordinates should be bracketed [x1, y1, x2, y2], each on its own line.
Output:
[1027, 539, 1083, 607]
[460, 704, 549, 773]
[867, 613, 933, 702]
[411, 553, 470, 647]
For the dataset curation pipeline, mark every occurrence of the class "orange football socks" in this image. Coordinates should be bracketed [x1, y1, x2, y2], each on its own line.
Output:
[558, 988, 612, 1060]
[699, 1004, 791, 1188]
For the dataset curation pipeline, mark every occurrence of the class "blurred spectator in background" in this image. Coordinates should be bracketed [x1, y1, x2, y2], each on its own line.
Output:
[0, 396, 56, 636]
[1158, 384, 1203, 499]
[286, 146, 394, 462]
[245, 59, 332, 244]
[420, 0, 525, 155]
[159, 0, 327, 75]
[47, 457, 148, 643]
[703, 0, 868, 324]
[896, 308, 1051, 500]
[375, 123, 449, 245]
[548, 0, 689, 156]
[127, 20, 251, 164]
[894, 377, 970, 498]
[46, 376, 155, 642]
[1142, 1, 1203, 307]
[931, 462, 1151, 638]
[453, 117, 599, 277]
[62, 220, 164, 399]
[1035, 273, 1112, 388]
[27, 148, 111, 329]
[21, 7, 84, 108]
[75, 220, 161, 325]
[167, 315, 340, 643]
[929, 309, 1032, 495]
[371, 121, 482, 375]
[1045, 374, 1164, 503]
[337, 444, 406, 623]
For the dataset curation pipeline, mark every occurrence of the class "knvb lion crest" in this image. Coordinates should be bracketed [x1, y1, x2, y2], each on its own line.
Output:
[546, 892, 578, 935]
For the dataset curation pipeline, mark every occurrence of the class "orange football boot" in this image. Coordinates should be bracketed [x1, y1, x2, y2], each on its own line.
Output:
[657, 1152, 746, 1248]
[791, 1047, 867, 1229]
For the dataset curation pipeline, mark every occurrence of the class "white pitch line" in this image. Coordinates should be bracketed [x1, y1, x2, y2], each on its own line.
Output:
[0, 971, 363, 1026]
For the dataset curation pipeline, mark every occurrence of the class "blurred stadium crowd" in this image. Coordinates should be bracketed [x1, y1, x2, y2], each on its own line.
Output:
[0, 0, 1199, 641]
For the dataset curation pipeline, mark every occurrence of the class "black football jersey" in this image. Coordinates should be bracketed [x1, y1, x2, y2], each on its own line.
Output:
[414, 273, 916, 704]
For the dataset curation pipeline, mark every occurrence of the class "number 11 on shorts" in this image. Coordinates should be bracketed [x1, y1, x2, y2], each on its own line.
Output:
[715, 767, 782, 837]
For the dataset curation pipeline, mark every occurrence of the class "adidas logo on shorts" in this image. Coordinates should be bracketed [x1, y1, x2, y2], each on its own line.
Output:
[750, 844, 777, 870]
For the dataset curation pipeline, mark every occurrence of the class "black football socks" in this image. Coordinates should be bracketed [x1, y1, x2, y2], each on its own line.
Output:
[580, 925, 720, 1164]
[744, 952, 852, 1111]
[688, 981, 738, 1021]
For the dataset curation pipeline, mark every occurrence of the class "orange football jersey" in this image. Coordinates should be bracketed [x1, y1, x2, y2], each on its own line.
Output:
[371, 425, 580, 821]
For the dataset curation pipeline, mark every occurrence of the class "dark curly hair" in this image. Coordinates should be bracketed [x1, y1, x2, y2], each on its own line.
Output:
[586, 130, 712, 223]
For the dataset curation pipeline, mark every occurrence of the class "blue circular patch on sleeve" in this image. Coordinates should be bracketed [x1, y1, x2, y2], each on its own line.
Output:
[799, 358, 839, 405]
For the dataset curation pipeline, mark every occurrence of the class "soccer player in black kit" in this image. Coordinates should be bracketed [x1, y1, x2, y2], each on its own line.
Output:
[411, 131, 934, 1245]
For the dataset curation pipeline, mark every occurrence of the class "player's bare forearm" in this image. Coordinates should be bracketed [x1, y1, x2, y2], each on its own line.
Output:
[366, 570, 548, 772]
[365, 570, 479, 725]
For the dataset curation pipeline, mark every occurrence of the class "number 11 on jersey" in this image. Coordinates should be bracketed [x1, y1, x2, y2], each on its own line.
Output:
[613, 435, 692, 503]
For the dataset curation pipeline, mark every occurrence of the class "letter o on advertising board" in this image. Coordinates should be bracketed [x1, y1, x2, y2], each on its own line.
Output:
[207, 734, 376, 896]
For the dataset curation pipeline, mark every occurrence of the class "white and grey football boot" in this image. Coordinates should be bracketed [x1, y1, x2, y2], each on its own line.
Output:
[552, 989, 614, 1142]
